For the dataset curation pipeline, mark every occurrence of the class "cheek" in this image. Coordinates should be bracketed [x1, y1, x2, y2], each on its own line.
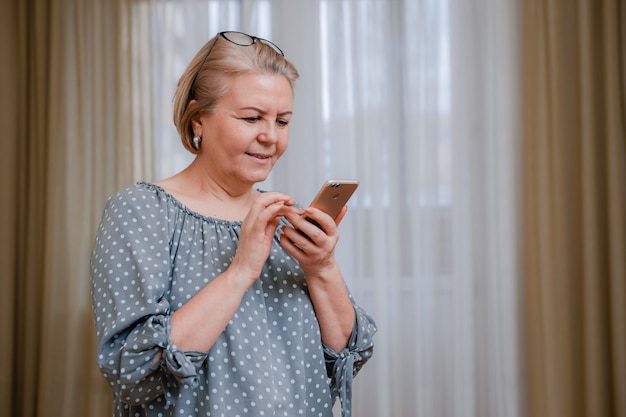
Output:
[276, 131, 289, 156]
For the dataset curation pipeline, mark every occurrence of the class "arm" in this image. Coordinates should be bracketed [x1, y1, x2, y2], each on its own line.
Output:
[90, 187, 176, 404]
[168, 192, 303, 352]
[280, 206, 377, 417]
[91, 187, 304, 405]
[279, 206, 356, 351]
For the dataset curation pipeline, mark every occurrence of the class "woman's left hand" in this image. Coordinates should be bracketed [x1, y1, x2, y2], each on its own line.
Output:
[279, 205, 348, 278]
[280, 205, 355, 352]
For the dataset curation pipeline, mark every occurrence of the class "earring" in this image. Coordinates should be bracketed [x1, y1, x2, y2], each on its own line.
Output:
[192, 135, 202, 150]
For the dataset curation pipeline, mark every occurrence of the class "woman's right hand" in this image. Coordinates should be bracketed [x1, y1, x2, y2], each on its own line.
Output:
[229, 192, 302, 287]
[170, 191, 301, 352]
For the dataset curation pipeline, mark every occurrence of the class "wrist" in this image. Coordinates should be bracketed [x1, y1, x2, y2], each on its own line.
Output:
[304, 261, 342, 285]
[225, 260, 260, 290]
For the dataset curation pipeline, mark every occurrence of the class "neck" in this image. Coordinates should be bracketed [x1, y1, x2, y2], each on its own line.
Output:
[156, 162, 260, 221]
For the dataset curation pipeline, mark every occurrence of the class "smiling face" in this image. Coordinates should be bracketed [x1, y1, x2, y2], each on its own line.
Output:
[192, 72, 294, 191]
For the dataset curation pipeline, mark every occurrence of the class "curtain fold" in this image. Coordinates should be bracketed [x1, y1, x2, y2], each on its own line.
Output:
[1, 1, 52, 416]
[0, 0, 17, 409]
[522, 0, 626, 416]
[2, 0, 154, 416]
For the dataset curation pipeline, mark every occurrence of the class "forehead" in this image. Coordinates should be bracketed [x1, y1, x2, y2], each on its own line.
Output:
[221, 73, 293, 105]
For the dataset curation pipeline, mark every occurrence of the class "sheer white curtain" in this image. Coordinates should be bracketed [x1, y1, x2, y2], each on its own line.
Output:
[149, 1, 522, 416]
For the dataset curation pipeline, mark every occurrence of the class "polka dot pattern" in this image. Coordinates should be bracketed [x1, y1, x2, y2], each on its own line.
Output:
[90, 182, 376, 417]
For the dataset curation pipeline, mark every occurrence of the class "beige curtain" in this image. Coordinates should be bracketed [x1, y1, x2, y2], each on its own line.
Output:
[3, 0, 625, 416]
[0, 0, 153, 416]
[523, 1, 626, 417]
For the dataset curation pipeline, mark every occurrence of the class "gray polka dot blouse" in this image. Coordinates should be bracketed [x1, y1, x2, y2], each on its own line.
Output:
[90, 182, 376, 417]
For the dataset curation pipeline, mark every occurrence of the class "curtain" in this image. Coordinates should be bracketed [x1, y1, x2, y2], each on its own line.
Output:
[522, 1, 626, 417]
[152, 1, 522, 417]
[20, 0, 626, 417]
[1, 0, 153, 416]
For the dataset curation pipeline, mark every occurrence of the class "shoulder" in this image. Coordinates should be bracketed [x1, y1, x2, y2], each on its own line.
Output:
[100, 182, 175, 222]
[106, 181, 166, 205]
[97, 182, 175, 238]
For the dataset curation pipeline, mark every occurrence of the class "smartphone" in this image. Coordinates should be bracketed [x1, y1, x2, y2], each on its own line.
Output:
[305, 179, 359, 227]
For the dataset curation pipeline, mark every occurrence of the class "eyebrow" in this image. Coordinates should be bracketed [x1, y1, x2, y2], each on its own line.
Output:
[240, 106, 293, 117]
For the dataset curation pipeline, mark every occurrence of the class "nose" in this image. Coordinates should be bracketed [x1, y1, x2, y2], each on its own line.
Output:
[257, 120, 279, 144]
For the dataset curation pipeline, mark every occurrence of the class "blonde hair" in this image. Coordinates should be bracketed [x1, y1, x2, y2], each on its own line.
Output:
[173, 33, 300, 154]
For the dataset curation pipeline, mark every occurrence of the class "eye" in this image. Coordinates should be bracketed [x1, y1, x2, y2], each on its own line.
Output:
[277, 118, 290, 127]
[243, 116, 261, 123]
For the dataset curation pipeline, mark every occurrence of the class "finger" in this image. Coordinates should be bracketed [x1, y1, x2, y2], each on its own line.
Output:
[244, 196, 288, 223]
[300, 208, 337, 235]
[283, 222, 316, 248]
[283, 213, 328, 248]
[334, 205, 348, 226]
[279, 232, 305, 256]
[256, 191, 297, 208]
[245, 194, 298, 225]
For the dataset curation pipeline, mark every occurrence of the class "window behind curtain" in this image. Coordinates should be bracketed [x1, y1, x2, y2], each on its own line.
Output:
[149, 1, 522, 416]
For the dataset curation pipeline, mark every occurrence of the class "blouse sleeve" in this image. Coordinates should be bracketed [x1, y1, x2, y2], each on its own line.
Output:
[90, 186, 205, 407]
[322, 303, 377, 417]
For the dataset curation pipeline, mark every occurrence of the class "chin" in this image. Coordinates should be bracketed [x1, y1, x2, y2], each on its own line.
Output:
[252, 168, 274, 181]
[245, 173, 270, 185]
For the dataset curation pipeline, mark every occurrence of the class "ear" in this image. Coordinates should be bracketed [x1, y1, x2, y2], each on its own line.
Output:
[189, 99, 203, 135]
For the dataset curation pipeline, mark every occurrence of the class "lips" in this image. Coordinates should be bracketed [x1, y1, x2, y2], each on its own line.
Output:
[246, 152, 271, 160]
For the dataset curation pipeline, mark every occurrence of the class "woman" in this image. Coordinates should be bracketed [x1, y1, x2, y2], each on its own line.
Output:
[91, 31, 376, 417]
